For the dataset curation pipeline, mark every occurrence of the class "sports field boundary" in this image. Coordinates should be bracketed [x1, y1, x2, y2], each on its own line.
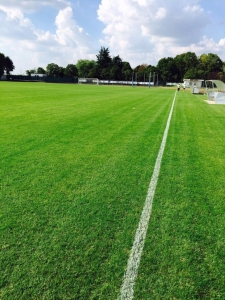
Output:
[118, 91, 177, 300]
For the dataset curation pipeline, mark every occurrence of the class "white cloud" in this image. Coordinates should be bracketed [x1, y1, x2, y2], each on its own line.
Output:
[184, 4, 203, 13]
[219, 38, 225, 47]
[155, 7, 166, 20]
[0, 0, 225, 74]
[97, 0, 225, 67]
[0, 0, 70, 13]
[55, 6, 91, 48]
[0, 6, 34, 28]
[0, 1, 95, 73]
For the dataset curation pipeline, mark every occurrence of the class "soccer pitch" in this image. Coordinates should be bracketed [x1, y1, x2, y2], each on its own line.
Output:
[1, 82, 225, 299]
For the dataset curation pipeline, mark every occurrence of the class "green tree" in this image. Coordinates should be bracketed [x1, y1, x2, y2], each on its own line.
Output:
[174, 53, 186, 81]
[85, 61, 98, 78]
[112, 55, 123, 68]
[46, 63, 60, 77]
[184, 52, 198, 72]
[198, 53, 223, 79]
[64, 64, 78, 78]
[25, 70, 31, 76]
[100, 68, 110, 80]
[87, 64, 99, 78]
[4, 56, 15, 75]
[58, 67, 65, 78]
[174, 52, 199, 81]
[0, 53, 15, 77]
[222, 61, 225, 73]
[157, 57, 178, 82]
[133, 64, 158, 82]
[110, 65, 121, 80]
[0, 53, 5, 77]
[121, 62, 132, 80]
[25, 69, 37, 76]
[137, 64, 149, 81]
[206, 53, 223, 72]
[30, 69, 37, 74]
[184, 68, 199, 79]
[76, 60, 97, 77]
[96, 47, 112, 69]
[96, 47, 112, 79]
[196, 54, 208, 79]
[133, 65, 140, 73]
[37, 67, 46, 74]
[110, 55, 123, 80]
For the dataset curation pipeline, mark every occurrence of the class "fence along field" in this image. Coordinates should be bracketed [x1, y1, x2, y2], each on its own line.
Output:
[1, 82, 225, 299]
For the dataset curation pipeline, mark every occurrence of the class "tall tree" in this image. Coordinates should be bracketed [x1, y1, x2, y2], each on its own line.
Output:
[0, 53, 5, 77]
[222, 61, 225, 73]
[111, 55, 123, 68]
[58, 67, 65, 78]
[183, 68, 199, 79]
[46, 63, 60, 77]
[184, 52, 198, 72]
[198, 53, 223, 79]
[0, 53, 15, 77]
[100, 68, 110, 80]
[206, 53, 223, 72]
[87, 64, 99, 78]
[37, 67, 46, 74]
[121, 62, 132, 80]
[137, 64, 149, 81]
[110, 55, 123, 80]
[64, 64, 78, 78]
[26, 69, 36, 75]
[110, 65, 121, 80]
[76, 60, 97, 77]
[174, 53, 186, 81]
[96, 47, 112, 69]
[4, 56, 15, 75]
[174, 52, 199, 81]
[157, 57, 178, 82]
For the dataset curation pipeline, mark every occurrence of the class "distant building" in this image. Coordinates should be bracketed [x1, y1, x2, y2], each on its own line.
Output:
[183, 79, 204, 94]
[183, 79, 204, 88]
[31, 74, 47, 77]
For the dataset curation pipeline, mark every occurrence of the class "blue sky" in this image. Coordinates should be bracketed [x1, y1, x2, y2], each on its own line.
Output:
[0, 0, 225, 74]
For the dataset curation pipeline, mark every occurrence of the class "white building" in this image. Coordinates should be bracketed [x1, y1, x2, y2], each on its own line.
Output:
[183, 79, 204, 93]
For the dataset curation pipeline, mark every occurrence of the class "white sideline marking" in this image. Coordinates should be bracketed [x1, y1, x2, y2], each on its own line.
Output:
[118, 91, 177, 300]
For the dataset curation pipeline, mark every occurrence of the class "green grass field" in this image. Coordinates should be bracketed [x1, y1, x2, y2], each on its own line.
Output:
[1, 82, 225, 299]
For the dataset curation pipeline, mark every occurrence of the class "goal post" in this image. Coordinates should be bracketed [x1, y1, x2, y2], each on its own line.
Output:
[78, 78, 99, 85]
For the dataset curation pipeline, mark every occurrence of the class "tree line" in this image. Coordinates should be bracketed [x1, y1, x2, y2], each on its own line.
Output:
[1, 47, 225, 82]
[24, 48, 225, 83]
[0, 53, 15, 77]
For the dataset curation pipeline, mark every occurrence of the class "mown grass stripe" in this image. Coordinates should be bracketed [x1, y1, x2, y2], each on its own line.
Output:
[118, 91, 177, 300]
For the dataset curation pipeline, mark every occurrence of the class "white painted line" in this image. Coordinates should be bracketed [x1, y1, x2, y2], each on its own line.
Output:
[118, 91, 177, 300]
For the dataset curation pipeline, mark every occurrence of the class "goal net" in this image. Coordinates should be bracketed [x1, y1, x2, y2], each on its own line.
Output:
[78, 78, 99, 85]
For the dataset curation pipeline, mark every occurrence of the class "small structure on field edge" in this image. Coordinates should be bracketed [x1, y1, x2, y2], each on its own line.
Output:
[183, 79, 204, 94]
[205, 80, 225, 104]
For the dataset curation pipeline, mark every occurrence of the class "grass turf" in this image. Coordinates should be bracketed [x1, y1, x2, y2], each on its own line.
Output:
[135, 91, 225, 299]
[1, 82, 172, 299]
[1, 83, 225, 299]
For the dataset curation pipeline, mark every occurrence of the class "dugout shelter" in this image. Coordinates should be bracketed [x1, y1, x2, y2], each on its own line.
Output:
[205, 80, 225, 104]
